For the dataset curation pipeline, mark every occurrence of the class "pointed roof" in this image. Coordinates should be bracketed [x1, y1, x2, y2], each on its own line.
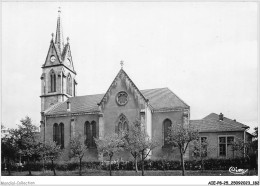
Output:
[55, 8, 64, 54]
[61, 40, 76, 72]
[61, 42, 69, 61]
[42, 10, 76, 74]
[43, 39, 62, 66]
[98, 68, 148, 107]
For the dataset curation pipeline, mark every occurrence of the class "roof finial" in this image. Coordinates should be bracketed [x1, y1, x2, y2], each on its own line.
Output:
[51, 33, 54, 40]
[67, 37, 70, 43]
[120, 60, 124, 69]
[58, 7, 61, 15]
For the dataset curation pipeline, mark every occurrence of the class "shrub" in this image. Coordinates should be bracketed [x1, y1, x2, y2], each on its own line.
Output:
[1, 157, 254, 172]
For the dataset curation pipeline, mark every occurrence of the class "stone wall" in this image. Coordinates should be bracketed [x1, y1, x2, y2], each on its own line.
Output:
[45, 114, 99, 160]
[151, 111, 187, 160]
[102, 77, 141, 136]
[41, 65, 76, 112]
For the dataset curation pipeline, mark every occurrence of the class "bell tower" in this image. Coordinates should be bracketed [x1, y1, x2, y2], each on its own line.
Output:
[40, 8, 77, 114]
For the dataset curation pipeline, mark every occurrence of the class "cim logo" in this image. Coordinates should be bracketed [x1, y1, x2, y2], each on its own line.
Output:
[229, 166, 248, 175]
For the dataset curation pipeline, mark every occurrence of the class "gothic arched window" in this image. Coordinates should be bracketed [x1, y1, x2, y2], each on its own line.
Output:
[53, 123, 64, 149]
[84, 121, 96, 148]
[59, 123, 64, 149]
[116, 114, 128, 134]
[163, 119, 172, 147]
[53, 123, 59, 144]
[50, 70, 56, 92]
[67, 73, 72, 95]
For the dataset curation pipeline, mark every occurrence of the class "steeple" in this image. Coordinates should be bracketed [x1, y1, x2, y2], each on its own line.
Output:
[55, 7, 64, 54]
[41, 8, 77, 114]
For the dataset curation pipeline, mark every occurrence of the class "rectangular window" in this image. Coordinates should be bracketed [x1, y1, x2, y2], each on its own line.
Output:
[219, 137, 226, 156]
[227, 136, 234, 144]
[219, 144, 226, 156]
[67, 102, 70, 110]
[219, 136, 234, 157]
[219, 137, 226, 143]
[201, 137, 207, 143]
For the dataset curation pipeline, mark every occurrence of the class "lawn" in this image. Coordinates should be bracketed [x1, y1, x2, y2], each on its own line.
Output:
[1, 169, 257, 176]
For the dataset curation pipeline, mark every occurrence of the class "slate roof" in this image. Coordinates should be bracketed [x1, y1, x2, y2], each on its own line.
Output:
[141, 88, 189, 111]
[45, 94, 103, 115]
[45, 87, 189, 116]
[61, 43, 69, 61]
[190, 113, 249, 132]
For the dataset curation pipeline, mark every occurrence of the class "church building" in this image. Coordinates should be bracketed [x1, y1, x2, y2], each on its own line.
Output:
[40, 10, 190, 161]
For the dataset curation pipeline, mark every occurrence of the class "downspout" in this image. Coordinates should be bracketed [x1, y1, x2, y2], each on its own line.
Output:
[44, 115, 47, 143]
[243, 127, 249, 158]
[61, 72, 63, 101]
[244, 130, 245, 158]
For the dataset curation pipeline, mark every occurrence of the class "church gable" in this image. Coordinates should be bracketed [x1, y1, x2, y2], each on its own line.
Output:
[43, 40, 62, 67]
[60, 42, 75, 72]
[99, 69, 148, 111]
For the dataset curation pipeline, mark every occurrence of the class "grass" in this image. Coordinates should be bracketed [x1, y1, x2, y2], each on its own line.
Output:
[1, 169, 258, 176]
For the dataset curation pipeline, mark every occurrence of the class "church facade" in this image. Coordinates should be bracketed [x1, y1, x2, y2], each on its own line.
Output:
[40, 11, 190, 161]
[40, 10, 252, 161]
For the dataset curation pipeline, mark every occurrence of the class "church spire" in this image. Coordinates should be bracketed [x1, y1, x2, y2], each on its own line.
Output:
[55, 7, 64, 54]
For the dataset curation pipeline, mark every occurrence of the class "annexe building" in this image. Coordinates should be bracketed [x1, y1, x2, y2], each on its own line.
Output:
[190, 113, 253, 159]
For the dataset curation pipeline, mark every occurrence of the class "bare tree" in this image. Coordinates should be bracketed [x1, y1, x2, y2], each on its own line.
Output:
[95, 133, 124, 176]
[123, 120, 159, 176]
[166, 123, 199, 176]
[70, 133, 88, 176]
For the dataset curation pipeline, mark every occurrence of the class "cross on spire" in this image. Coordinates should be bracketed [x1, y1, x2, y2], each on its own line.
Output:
[120, 60, 124, 69]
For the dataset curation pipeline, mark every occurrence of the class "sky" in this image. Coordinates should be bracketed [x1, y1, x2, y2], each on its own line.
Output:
[1, 2, 258, 133]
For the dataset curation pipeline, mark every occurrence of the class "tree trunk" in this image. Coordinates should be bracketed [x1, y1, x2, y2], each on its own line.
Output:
[42, 158, 45, 172]
[51, 159, 56, 176]
[135, 157, 138, 173]
[79, 158, 82, 176]
[180, 151, 185, 176]
[141, 152, 144, 176]
[141, 159, 144, 176]
[7, 158, 11, 176]
[27, 157, 32, 176]
[201, 158, 204, 173]
[109, 156, 112, 176]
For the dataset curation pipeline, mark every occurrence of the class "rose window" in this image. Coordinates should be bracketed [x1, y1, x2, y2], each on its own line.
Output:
[116, 91, 128, 106]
